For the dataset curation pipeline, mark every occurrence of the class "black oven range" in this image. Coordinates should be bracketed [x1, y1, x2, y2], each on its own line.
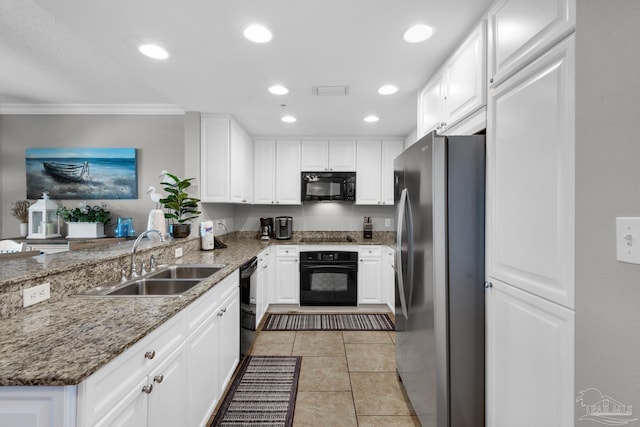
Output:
[299, 251, 358, 306]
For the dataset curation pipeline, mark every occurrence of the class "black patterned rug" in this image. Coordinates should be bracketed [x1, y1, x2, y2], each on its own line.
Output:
[262, 313, 395, 331]
[210, 356, 301, 427]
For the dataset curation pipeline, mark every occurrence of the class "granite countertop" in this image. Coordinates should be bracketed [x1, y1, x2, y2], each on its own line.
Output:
[0, 232, 393, 386]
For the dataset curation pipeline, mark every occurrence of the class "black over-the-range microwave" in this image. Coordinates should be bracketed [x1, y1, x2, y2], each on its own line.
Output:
[301, 172, 356, 201]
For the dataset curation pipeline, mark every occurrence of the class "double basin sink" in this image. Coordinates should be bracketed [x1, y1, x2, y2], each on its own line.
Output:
[77, 264, 226, 297]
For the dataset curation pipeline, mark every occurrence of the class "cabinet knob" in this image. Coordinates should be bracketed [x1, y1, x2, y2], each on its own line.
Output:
[490, 77, 494, 84]
[484, 281, 493, 289]
[142, 384, 153, 394]
[218, 307, 227, 317]
[154, 374, 164, 384]
[145, 350, 156, 360]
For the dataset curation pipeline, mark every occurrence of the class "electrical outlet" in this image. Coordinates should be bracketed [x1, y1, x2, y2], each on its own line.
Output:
[385, 218, 391, 227]
[175, 247, 183, 258]
[23, 282, 50, 308]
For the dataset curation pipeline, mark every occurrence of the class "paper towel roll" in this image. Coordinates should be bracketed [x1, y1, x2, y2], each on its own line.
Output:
[147, 209, 167, 241]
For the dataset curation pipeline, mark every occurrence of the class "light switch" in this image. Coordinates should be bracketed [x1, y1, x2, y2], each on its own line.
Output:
[616, 217, 640, 264]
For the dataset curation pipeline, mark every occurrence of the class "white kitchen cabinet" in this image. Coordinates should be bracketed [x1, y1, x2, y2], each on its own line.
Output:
[274, 246, 299, 304]
[253, 139, 301, 205]
[383, 246, 395, 311]
[486, 36, 575, 309]
[145, 346, 186, 427]
[301, 140, 356, 171]
[488, 0, 575, 87]
[0, 386, 76, 427]
[358, 246, 383, 304]
[356, 140, 402, 205]
[486, 279, 574, 427]
[201, 114, 252, 203]
[256, 248, 272, 325]
[417, 21, 487, 137]
[217, 288, 240, 397]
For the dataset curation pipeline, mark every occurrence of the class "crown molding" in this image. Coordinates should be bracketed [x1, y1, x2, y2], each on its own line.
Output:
[0, 104, 185, 115]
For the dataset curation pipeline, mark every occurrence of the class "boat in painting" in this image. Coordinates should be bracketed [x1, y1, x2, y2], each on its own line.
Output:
[43, 161, 91, 183]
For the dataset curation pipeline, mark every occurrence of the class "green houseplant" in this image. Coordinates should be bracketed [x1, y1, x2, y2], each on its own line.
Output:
[159, 171, 201, 238]
[57, 202, 112, 238]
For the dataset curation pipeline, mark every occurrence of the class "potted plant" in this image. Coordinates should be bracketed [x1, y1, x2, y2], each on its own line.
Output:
[57, 202, 112, 238]
[158, 171, 201, 238]
[9, 200, 33, 237]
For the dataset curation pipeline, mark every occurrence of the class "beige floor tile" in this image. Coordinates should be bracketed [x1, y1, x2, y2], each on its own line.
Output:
[343, 331, 393, 344]
[293, 391, 357, 427]
[254, 331, 296, 344]
[292, 331, 345, 356]
[351, 372, 412, 416]
[250, 340, 293, 356]
[298, 356, 351, 392]
[346, 343, 396, 372]
[357, 415, 421, 427]
[389, 331, 396, 343]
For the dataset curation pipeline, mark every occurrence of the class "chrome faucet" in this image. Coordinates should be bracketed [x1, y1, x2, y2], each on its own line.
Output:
[130, 229, 165, 279]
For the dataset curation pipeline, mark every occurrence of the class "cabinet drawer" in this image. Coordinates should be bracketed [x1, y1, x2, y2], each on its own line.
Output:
[186, 271, 238, 337]
[78, 312, 185, 425]
[359, 245, 382, 257]
[276, 245, 299, 256]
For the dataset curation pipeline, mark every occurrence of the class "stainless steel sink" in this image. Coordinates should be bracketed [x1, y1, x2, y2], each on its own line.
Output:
[75, 263, 226, 297]
[106, 279, 201, 296]
[146, 264, 225, 280]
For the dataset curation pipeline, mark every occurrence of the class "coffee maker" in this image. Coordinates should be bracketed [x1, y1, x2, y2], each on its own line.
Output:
[260, 217, 273, 241]
[275, 216, 293, 240]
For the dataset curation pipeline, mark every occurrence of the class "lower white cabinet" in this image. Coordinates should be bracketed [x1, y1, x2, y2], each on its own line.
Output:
[383, 246, 395, 310]
[255, 248, 272, 325]
[358, 246, 383, 304]
[274, 246, 299, 304]
[217, 289, 240, 398]
[0, 386, 76, 427]
[486, 278, 574, 427]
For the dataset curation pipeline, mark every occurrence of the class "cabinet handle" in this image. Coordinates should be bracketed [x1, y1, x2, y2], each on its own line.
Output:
[154, 374, 164, 384]
[142, 384, 153, 394]
[484, 281, 493, 289]
[490, 77, 494, 84]
[263, 265, 268, 269]
[145, 350, 156, 360]
[218, 307, 227, 316]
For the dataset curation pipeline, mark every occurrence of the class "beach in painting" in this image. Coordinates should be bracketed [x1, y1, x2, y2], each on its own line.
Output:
[26, 148, 137, 200]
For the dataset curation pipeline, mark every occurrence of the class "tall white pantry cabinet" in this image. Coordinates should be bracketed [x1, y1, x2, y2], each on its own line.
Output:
[484, 0, 576, 426]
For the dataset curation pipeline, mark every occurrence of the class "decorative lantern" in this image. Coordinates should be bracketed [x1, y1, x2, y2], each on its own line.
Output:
[27, 192, 61, 239]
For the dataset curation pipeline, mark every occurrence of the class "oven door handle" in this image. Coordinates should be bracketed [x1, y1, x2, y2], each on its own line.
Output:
[300, 264, 357, 270]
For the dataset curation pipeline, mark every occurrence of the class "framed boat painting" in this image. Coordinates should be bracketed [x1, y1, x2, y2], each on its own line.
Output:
[26, 148, 138, 200]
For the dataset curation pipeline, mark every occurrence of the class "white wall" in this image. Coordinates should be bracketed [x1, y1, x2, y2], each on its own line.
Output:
[0, 114, 185, 238]
[575, 1, 640, 423]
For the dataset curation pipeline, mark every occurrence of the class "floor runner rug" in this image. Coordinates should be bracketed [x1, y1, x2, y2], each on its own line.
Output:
[210, 356, 301, 426]
[262, 313, 395, 331]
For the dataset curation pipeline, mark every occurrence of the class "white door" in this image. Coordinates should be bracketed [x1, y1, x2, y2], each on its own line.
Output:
[301, 140, 328, 171]
[229, 119, 244, 203]
[488, 0, 575, 86]
[275, 140, 301, 204]
[486, 36, 575, 309]
[486, 279, 574, 427]
[417, 71, 445, 137]
[94, 378, 148, 427]
[381, 140, 403, 205]
[185, 316, 219, 427]
[358, 256, 382, 304]
[328, 140, 357, 171]
[275, 257, 299, 303]
[253, 139, 276, 204]
[200, 116, 229, 202]
[147, 347, 186, 427]
[355, 140, 382, 205]
[218, 289, 240, 396]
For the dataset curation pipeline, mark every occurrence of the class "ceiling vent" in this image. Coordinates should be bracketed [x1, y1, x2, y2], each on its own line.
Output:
[312, 85, 349, 96]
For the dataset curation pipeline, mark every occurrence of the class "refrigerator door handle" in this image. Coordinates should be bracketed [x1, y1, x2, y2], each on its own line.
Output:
[395, 188, 413, 320]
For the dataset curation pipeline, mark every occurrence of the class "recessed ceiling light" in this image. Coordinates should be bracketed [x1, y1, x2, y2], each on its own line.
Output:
[269, 85, 289, 95]
[138, 44, 169, 60]
[403, 24, 435, 43]
[243, 25, 273, 43]
[281, 115, 297, 123]
[364, 115, 380, 123]
[378, 85, 398, 95]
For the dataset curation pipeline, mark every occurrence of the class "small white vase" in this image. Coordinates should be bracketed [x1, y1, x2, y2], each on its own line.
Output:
[19, 223, 28, 237]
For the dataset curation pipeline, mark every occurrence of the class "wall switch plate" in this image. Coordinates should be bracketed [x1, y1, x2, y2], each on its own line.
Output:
[385, 218, 391, 227]
[616, 217, 640, 264]
[23, 282, 51, 308]
[175, 247, 183, 258]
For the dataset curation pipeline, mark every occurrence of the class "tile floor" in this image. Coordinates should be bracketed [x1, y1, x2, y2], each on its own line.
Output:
[247, 316, 421, 426]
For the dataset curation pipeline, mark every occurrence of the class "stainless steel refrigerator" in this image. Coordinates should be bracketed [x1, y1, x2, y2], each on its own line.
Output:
[394, 131, 485, 427]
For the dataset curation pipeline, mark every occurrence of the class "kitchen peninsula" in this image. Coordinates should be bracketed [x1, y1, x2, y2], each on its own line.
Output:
[0, 231, 393, 426]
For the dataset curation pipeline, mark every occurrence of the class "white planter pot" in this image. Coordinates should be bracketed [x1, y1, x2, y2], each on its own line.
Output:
[66, 222, 105, 239]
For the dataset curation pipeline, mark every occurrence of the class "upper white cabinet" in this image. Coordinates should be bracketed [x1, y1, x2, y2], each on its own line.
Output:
[486, 279, 574, 427]
[253, 139, 301, 205]
[417, 21, 487, 137]
[356, 140, 403, 205]
[488, 0, 575, 87]
[301, 140, 356, 171]
[486, 36, 575, 309]
[201, 114, 252, 203]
